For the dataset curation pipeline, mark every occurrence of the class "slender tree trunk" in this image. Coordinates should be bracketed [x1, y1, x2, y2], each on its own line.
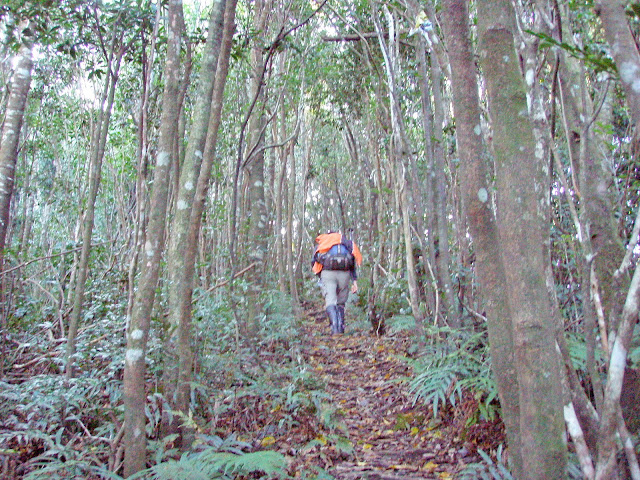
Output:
[554, 5, 632, 468]
[596, 265, 640, 479]
[595, 0, 640, 143]
[123, 0, 183, 475]
[275, 102, 288, 293]
[410, 2, 458, 325]
[163, 0, 227, 440]
[286, 139, 300, 307]
[244, 0, 271, 266]
[0, 31, 33, 270]
[412, 33, 437, 320]
[65, 40, 125, 379]
[128, 2, 161, 322]
[374, 4, 423, 330]
[440, 1, 525, 476]
[476, 0, 567, 477]
[591, 2, 640, 478]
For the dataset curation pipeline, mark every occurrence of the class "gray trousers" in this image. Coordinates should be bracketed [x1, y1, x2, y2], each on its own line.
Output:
[320, 269, 351, 308]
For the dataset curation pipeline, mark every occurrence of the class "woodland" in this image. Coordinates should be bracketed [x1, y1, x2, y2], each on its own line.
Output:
[1, 0, 640, 479]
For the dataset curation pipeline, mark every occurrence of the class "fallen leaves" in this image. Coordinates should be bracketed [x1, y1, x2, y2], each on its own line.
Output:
[260, 436, 276, 447]
[212, 307, 497, 479]
[296, 317, 464, 479]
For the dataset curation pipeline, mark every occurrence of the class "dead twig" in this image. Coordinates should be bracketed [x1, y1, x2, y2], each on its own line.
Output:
[196, 262, 259, 300]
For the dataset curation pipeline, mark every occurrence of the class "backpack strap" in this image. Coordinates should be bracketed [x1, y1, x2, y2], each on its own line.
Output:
[341, 236, 353, 254]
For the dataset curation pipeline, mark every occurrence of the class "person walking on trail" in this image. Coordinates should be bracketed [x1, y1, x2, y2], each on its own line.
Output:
[311, 231, 362, 334]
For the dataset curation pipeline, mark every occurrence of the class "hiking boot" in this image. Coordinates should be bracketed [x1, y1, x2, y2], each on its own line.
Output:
[336, 305, 345, 334]
[326, 305, 340, 334]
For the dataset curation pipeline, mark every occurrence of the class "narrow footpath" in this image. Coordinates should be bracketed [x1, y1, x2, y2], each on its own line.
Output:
[293, 304, 474, 479]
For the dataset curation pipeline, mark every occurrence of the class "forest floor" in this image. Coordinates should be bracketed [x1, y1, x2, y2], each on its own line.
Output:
[1, 300, 504, 479]
[282, 302, 504, 479]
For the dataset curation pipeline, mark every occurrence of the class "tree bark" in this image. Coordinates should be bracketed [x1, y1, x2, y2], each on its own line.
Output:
[440, 1, 524, 476]
[0, 30, 33, 271]
[595, 265, 640, 479]
[595, 0, 640, 145]
[476, 0, 567, 477]
[123, 0, 183, 475]
[65, 37, 125, 378]
[373, 4, 423, 330]
[244, 0, 271, 266]
[163, 0, 227, 440]
[127, 2, 161, 323]
[419, 3, 457, 327]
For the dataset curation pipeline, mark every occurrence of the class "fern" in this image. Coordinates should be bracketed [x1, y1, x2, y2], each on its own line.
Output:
[408, 325, 498, 420]
[203, 450, 288, 476]
[135, 452, 226, 480]
[387, 314, 416, 332]
[458, 446, 513, 480]
[460, 447, 586, 480]
[134, 449, 289, 480]
[23, 461, 122, 480]
[409, 364, 466, 417]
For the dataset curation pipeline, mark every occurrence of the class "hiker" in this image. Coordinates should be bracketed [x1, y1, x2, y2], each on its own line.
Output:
[311, 231, 362, 334]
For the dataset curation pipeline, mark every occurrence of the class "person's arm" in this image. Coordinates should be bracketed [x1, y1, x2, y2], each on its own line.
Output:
[351, 281, 358, 293]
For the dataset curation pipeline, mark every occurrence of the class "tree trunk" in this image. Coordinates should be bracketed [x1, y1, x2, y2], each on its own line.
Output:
[591, 2, 640, 477]
[274, 100, 289, 293]
[122, 0, 183, 475]
[440, 1, 525, 476]
[419, 8, 457, 327]
[595, 0, 640, 145]
[65, 40, 125, 378]
[163, 0, 227, 440]
[245, 0, 271, 266]
[476, 0, 567, 477]
[286, 136, 301, 307]
[127, 2, 161, 323]
[373, 4, 423, 330]
[0, 31, 33, 270]
[596, 266, 640, 479]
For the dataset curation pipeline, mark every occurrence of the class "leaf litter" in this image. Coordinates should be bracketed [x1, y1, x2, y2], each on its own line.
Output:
[273, 303, 506, 479]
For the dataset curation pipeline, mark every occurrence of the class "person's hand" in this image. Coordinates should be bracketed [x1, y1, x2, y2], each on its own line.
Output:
[351, 281, 358, 294]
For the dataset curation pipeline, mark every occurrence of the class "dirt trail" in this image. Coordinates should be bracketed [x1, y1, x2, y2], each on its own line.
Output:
[297, 305, 465, 479]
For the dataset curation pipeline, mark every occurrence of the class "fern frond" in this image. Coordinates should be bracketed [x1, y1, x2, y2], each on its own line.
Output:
[202, 450, 288, 476]
[458, 447, 514, 480]
[144, 453, 224, 480]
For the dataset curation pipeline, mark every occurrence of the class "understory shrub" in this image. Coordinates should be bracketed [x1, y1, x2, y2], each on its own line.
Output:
[407, 325, 499, 424]
[2, 285, 340, 478]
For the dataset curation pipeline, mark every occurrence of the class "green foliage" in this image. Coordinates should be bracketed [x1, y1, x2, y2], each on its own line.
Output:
[629, 323, 640, 369]
[458, 445, 513, 480]
[23, 459, 121, 480]
[463, 441, 600, 480]
[0, 374, 114, 436]
[408, 325, 498, 421]
[0, 273, 128, 479]
[459, 447, 585, 479]
[527, 29, 616, 75]
[566, 331, 605, 370]
[386, 314, 416, 333]
[136, 449, 289, 480]
[0, 373, 121, 479]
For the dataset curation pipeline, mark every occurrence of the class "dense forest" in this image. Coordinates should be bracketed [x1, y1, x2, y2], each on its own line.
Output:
[1, 0, 640, 479]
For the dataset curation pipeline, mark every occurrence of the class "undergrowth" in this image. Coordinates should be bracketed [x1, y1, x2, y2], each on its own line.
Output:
[403, 322, 500, 426]
[0, 287, 339, 479]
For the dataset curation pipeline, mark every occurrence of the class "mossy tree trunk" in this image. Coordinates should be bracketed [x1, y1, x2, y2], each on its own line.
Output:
[440, 1, 524, 476]
[476, 0, 567, 477]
